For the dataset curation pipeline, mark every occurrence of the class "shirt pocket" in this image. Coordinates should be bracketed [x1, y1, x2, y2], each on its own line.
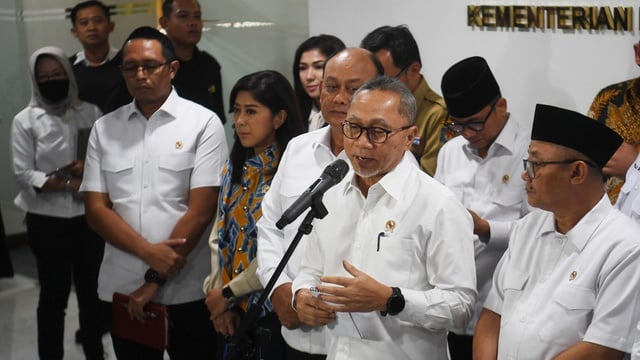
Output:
[374, 235, 418, 287]
[492, 186, 524, 212]
[500, 268, 528, 328]
[537, 285, 595, 346]
[101, 156, 135, 200]
[156, 153, 195, 199]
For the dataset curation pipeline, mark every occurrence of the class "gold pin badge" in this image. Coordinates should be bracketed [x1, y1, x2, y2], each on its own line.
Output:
[262, 184, 270, 193]
[385, 220, 396, 233]
[208, 85, 217, 94]
[502, 174, 510, 184]
[175, 141, 183, 149]
[569, 271, 577, 281]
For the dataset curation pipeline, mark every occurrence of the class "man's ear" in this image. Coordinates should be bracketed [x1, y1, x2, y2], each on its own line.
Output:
[169, 59, 180, 80]
[159, 16, 168, 30]
[569, 161, 589, 185]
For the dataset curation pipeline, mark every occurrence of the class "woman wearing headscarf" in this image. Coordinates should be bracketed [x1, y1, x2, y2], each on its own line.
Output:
[10, 46, 104, 360]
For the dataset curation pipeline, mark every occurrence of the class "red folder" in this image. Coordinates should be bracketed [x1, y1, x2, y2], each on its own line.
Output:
[112, 292, 168, 350]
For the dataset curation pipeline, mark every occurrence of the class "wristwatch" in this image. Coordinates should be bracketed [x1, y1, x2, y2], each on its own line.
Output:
[144, 268, 166, 286]
[222, 285, 235, 300]
[381, 287, 405, 316]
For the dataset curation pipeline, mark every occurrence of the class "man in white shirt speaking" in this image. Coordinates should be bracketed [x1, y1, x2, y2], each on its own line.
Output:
[292, 76, 477, 360]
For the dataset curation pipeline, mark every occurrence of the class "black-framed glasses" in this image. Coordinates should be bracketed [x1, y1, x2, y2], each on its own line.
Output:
[120, 62, 170, 77]
[445, 99, 498, 134]
[522, 158, 596, 179]
[341, 120, 412, 144]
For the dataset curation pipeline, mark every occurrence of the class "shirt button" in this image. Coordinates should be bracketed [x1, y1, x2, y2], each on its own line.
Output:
[234, 268, 243, 275]
[243, 206, 249, 212]
[238, 247, 246, 253]
[242, 186, 248, 192]
[240, 226, 246, 233]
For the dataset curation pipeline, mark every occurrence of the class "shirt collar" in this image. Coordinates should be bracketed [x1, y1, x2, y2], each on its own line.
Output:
[344, 153, 413, 201]
[73, 48, 119, 66]
[463, 114, 519, 158]
[564, 195, 613, 251]
[126, 87, 179, 121]
[539, 195, 613, 251]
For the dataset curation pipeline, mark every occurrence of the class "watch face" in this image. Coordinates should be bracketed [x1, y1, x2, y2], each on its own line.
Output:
[387, 287, 405, 315]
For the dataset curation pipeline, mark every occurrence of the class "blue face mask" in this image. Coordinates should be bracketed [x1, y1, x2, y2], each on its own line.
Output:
[38, 79, 69, 102]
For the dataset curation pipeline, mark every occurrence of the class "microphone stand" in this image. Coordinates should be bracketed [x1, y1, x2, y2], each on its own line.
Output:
[225, 196, 329, 360]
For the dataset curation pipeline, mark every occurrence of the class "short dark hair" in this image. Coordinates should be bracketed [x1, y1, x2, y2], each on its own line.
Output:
[360, 25, 422, 69]
[70, 0, 111, 25]
[228, 70, 306, 184]
[162, 0, 200, 17]
[323, 48, 385, 77]
[351, 76, 417, 125]
[121, 26, 177, 62]
[293, 35, 346, 122]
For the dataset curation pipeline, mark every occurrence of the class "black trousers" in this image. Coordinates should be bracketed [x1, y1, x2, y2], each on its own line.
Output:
[26, 213, 104, 360]
[285, 343, 326, 360]
[448, 332, 473, 360]
[105, 298, 217, 359]
[217, 311, 287, 360]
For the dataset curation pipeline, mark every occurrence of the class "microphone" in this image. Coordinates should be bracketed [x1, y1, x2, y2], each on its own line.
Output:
[276, 159, 349, 229]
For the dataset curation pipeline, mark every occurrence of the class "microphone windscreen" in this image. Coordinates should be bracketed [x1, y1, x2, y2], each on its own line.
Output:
[323, 159, 349, 183]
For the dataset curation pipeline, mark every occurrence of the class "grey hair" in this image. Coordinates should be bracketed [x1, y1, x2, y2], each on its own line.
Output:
[349, 76, 417, 125]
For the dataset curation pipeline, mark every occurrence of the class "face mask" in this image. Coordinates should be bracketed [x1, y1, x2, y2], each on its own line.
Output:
[38, 79, 69, 102]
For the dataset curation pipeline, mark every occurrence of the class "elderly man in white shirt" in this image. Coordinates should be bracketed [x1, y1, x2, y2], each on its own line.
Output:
[434, 56, 530, 359]
[292, 76, 477, 360]
[475, 104, 640, 360]
[256, 48, 383, 359]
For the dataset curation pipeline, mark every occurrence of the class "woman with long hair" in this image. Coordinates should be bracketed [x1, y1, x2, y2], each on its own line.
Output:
[204, 70, 305, 359]
[293, 34, 345, 131]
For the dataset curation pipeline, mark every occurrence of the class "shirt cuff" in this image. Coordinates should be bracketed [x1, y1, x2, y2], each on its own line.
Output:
[486, 220, 512, 250]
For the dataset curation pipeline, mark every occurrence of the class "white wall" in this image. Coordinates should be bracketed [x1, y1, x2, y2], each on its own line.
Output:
[309, 0, 638, 132]
[0, 0, 308, 235]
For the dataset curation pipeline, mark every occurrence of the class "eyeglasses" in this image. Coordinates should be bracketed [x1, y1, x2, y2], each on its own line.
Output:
[120, 62, 169, 77]
[341, 120, 412, 144]
[445, 99, 498, 134]
[522, 158, 596, 179]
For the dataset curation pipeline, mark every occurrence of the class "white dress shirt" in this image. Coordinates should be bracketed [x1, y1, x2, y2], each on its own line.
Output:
[11, 103, 101, 217]
[72, 47, 119, 66]
[80, 90, 228, 305]
[257, 126, 346, 354]
[616, 153, 640, 222]
[308, 104, 326, 131]
[292, 155, 477, 360]
[485, 196, 640, 359]
[434, 117, 529, 334]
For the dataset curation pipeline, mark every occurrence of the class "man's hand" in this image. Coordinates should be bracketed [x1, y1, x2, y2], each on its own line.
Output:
[205, 287, 229, 321]
[294, 288, 336, 327]
[468, 209, 490, 241]
[127, 282, 160, 322]
[144, 238, 187, 277]
[65, 160, 85, 178]
[271, 283, 301, 329]
[213, 310, 241, 336]
[318, 260, 391, 313]
[603, 142, 638, 178]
